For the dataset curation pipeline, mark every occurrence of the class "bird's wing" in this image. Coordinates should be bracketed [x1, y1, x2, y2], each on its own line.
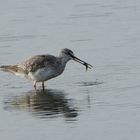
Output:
[19, 55, 58, 73]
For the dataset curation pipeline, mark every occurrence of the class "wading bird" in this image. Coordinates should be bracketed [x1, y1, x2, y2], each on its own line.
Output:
[0, 48, 92, 90]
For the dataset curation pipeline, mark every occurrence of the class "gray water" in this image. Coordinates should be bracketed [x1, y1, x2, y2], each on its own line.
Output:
[0, 0, 140, 140]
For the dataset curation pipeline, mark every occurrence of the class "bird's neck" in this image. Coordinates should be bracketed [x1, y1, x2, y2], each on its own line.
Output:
[58, 56, 70, 67]
[53, 57, 69, 75]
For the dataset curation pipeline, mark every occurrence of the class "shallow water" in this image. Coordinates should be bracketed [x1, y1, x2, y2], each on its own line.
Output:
[0, 0, 140, 140]
[4, 89, 78, 120]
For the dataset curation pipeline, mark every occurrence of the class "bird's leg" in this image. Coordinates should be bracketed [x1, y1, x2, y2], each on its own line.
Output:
[34, 80, 37, 95]
[34, 80, 37, 88]
[42, 81, 45, 90]
[42, 81, 45, 95]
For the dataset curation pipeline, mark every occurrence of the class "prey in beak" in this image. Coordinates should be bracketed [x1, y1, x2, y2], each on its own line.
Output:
[69, 53, 93, 71]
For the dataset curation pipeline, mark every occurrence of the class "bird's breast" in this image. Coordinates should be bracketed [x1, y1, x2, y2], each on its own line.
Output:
[28, 66, 65, 82]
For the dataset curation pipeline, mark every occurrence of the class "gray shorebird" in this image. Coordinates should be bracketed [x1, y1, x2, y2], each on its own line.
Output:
[0, 48, 92, 89]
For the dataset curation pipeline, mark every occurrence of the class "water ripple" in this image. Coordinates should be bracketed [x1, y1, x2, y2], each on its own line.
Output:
[76, 81, 103, 86]
[0, 35, 36, 42]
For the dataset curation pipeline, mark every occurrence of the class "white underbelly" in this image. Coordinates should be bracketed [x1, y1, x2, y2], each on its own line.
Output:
[28, 68, 61, 82]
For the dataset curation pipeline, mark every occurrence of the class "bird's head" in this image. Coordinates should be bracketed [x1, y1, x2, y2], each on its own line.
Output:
[59, 48, 93, 71]
[59, 48, 74, 60]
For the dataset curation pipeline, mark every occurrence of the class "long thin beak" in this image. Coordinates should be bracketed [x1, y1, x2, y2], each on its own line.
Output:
[70, 54, 93, 71]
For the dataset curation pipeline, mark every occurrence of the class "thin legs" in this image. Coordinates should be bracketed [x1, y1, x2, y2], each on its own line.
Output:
[42, 81, 45, 94]
[34, 80, 37, 88]
[34, 81, 45, 89]
[34, 80, 45, 95]
[34, 80, 37, 95]
[42, 81, 44, 89]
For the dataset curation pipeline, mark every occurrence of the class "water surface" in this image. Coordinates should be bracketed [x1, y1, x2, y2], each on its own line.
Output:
[0, 0, 140, 140]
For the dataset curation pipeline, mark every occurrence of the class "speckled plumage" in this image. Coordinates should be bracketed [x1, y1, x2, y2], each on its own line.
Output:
[19, 55, 59, 73]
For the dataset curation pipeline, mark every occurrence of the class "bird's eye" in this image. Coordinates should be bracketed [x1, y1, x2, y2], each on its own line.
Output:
[67, 52, 72, 56]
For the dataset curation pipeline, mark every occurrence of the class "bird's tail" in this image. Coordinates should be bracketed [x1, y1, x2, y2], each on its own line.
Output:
[0, 65, 19, 74]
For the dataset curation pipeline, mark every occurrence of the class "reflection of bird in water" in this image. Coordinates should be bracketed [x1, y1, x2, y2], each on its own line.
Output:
[4, 89, 78, 120]
[0, 48, 92, 90]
